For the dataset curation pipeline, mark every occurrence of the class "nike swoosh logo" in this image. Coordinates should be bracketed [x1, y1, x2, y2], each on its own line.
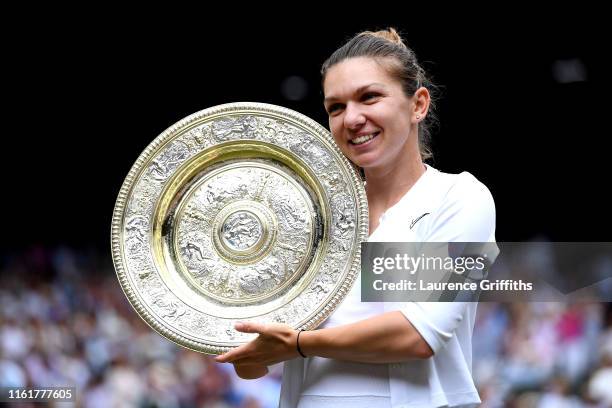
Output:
[410, 213, 430, 229]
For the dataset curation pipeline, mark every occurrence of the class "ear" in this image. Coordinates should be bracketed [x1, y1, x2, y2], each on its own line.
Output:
[412, 87, 431, 123]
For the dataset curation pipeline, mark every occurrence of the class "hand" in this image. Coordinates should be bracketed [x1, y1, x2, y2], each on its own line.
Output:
[233, 363, 269, 379]
[214, 321, 300, 366]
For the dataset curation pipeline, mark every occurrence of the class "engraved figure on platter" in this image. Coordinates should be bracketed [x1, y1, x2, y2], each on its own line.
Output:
[239, 256, 286, 294]
[149, 142, 189, 181]
[213, 116, 258, 141]
[183, 241, 206, 261]
[262, 119, 296, 144]
[334, 201, 355, 238]
[223, 213, 261, 249]
[126, 215, 148, 243]
[271, 191, 307, 230]
[153, 294, 187, 321]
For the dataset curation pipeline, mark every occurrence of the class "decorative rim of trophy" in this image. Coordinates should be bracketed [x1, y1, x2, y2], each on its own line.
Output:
[111, 102, 368, 354]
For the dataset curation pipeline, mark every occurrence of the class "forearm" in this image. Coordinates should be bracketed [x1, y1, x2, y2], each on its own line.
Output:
[299, 311, 433, 363]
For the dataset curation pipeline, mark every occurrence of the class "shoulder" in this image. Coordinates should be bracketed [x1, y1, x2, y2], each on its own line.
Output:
[427, 166, 495, 217]
[430, 167, 494, 204]
[422, 166, 496, 242]
[452, 172, 495, 216]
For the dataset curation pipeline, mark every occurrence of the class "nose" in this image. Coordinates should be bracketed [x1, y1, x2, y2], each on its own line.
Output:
[343, 102, 366, 131]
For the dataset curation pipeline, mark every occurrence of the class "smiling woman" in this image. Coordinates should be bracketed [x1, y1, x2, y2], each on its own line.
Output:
[214, 28, 497, 408]
[324, 58, 420, 173]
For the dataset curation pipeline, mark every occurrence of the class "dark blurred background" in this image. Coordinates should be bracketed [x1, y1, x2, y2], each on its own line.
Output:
[2, 9, 611, 408]
[2, 9, 610, 250]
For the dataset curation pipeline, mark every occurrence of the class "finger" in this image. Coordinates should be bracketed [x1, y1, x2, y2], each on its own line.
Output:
[215, 344, 250, 363]
[234, 321, 267, 334]
[215, 352, 232, 363]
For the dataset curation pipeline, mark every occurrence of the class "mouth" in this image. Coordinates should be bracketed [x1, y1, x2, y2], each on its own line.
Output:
[349, 131, 380, 145]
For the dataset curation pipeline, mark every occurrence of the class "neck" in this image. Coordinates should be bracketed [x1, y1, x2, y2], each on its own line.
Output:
[364, 156, 426, 213]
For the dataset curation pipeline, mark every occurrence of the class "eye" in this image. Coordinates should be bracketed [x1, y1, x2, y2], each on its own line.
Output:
[327, 103, 344, 115]
[361, 92, 380, 101]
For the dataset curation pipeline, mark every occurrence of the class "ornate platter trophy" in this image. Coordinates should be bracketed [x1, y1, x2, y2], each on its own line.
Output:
[111, 103, 368, 354]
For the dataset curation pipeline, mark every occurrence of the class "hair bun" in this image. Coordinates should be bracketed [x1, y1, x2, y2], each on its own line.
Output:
[360, 27, 407, 48]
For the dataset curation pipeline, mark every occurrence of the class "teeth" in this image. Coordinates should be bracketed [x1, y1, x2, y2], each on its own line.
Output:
[351, 133, 378, 145]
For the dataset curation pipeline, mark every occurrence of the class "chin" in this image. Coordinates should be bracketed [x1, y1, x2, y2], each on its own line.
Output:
[350, 155, 380, 170]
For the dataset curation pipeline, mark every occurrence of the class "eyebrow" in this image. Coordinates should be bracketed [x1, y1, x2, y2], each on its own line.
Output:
[324, 83, 386, 104]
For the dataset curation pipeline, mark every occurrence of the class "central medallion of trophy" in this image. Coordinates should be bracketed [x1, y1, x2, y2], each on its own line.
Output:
[221, 210, 263, 251]
[212, 200, 277, 264]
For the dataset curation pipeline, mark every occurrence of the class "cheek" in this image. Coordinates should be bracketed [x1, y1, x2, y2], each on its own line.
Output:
[371, 104, 395, 126]
[329, 119, 344, 143]
[332, 134, 349, 156]
[377, 110, 407, 139]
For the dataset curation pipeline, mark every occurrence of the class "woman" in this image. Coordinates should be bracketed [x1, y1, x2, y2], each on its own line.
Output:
[215, 28, 496, 408]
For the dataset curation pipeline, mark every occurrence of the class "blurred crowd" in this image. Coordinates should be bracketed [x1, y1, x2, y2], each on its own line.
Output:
[0, 247, 281, 408]
[1, 246, 611, 407]
[473, 302, 612, 407]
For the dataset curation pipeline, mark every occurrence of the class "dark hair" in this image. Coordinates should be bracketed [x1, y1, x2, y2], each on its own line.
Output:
[321, 28, 439, 161]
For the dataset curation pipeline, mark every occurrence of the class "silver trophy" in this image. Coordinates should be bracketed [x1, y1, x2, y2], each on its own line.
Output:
[111, 103, 368, 354]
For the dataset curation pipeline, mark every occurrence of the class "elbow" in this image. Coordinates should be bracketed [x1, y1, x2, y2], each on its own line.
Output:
[394, 311, 435, 360]
[397, 333, 434, 360]
[413, 338, 434, 359]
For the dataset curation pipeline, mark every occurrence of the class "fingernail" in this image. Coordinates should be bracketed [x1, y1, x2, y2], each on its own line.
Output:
[235, 322, 244, 329]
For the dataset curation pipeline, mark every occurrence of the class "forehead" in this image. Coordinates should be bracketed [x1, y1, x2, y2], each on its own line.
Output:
[323, 57, 397, 99]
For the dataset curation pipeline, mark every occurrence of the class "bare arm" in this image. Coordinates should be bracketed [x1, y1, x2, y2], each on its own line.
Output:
[215, 310, 433, 378]
[300, 310, 433, 363]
